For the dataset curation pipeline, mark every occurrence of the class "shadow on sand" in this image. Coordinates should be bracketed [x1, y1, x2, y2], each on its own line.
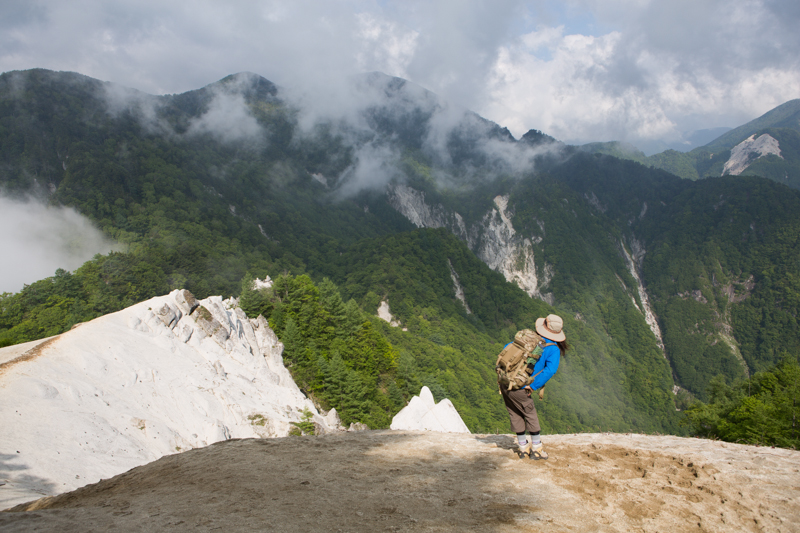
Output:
[0, 430, 550, 532]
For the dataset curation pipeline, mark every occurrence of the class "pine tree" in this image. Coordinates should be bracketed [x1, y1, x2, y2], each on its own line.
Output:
[319, 277, 346, 325]
[281, 317, 302, 366]
[343, 299, 363, 336]
[339, 369, 372, 425]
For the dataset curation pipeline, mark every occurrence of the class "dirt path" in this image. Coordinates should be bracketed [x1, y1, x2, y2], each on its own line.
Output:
[2, 431, 798, 532]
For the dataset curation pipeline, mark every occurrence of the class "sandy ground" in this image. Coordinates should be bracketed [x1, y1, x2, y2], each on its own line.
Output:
[0, 335, 59, 369]
[2, 431, 799, 532]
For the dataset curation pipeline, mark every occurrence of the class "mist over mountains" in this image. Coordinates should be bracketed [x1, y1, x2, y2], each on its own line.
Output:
[0, 196, 116, 293]
[631, 127, 733, 156]
[1, 68, 799, 439]
[583, 98, 800, 188]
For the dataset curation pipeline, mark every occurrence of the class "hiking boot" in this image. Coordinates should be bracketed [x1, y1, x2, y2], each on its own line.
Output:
[530, 443, 548, 460]
[518, 441, 532, 458]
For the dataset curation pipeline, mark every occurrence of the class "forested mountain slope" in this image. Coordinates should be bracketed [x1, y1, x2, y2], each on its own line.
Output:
[1, 69, 798, 435]
[580, 99, 800, 188]
[704, 99, 800, 152]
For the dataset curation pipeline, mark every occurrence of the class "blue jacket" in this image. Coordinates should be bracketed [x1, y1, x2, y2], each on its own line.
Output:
[527, 338, 560, 390]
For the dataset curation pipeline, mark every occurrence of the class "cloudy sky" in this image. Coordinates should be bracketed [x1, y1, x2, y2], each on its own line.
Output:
[1, 0, 799, 146]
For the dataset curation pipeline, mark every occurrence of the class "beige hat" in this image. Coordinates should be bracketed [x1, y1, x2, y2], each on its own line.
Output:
[535, 314, 566, 342]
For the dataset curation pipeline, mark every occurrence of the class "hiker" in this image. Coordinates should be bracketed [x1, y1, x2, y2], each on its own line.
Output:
[501, 314, 568, 460]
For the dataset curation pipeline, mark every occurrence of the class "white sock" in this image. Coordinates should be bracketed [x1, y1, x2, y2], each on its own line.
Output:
[531, 434, 541, 446]
[517, 434, 528, 446]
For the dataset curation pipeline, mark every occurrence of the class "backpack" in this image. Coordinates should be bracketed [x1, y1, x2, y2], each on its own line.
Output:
[495, 329, 556, 394]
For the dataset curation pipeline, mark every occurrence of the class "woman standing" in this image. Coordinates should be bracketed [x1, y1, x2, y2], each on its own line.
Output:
[501, 314, 568, 460]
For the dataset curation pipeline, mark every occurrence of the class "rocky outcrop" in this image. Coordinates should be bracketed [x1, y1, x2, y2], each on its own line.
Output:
[390, 386, 470, 433]
[476, 195, 551, 300]
[620, 238, 665, 355]
[387, 185, 449, 231]
[387, 185, 552, 301]
[447, 260, 471, 314]
[723, 133, 782, 175]
[387, 185, 478, 246]
[377, 300, 402, 327]
[0, 290, 342, 508]
[721, 275, 755, 304]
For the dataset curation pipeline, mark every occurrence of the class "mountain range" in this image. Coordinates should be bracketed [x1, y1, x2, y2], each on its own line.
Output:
[583, 99, 800, 188]
[0, 68, 798, 439]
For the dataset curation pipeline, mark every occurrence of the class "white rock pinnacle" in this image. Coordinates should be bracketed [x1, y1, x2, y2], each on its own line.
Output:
[390, 386, 470, 433]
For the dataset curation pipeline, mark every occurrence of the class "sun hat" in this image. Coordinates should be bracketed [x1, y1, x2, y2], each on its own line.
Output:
[535, 314, 566, 342]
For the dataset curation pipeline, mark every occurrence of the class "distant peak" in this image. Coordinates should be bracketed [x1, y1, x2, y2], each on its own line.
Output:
[521, 128, 559, 146]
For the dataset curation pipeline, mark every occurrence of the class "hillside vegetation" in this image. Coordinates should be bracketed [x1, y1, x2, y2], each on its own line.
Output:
[1, 69, 798, 442]
[580, 100, 800, 188]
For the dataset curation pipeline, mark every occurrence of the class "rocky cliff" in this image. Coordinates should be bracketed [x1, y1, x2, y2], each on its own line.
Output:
[388, 185, 552, 303]
[723, 133, 783, 175]
[0, 289, 341, 508]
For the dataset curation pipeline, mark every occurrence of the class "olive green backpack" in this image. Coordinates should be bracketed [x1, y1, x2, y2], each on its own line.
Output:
[495, 329, 556, 396]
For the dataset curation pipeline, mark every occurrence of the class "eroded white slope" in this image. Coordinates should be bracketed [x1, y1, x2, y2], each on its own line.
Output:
[388, 185, 552, 302]
[0, 290, 338, 508]
[723, 133, 782, 175]
[479, 195, 549, 300]
[620, 238, 665, 355]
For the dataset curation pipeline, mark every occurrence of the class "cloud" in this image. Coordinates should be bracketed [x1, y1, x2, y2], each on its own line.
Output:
[335, 141, 404, 198]
[101, 71, 265, 143]
[0, 196, 118, 294]
[185, 78, 264, 143]
[397, 0, 525, 111]
[0, 0, 798, 148]
[483, 0, 800, 143]
[102, 82, 166, 133]
[288, 71, 562, 194]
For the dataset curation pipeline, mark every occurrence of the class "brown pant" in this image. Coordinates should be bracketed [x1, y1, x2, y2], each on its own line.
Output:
[501, 388, 541, 434]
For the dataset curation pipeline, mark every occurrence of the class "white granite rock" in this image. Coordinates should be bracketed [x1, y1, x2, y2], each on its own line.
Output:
[390, 386, 470, 433]
[0, 289, 342, 508]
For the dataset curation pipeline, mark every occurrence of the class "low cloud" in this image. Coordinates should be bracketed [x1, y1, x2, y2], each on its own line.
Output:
[335, 142, 404, 198]
[101, 72, 266, 144]
[483, 0, 800, 144]
[186, 91, 263, 143]
[290, 72, 561, 195]
[102, 82, 167, 133]
[2, 0, 797, 157]
[0, 196, 118, 294]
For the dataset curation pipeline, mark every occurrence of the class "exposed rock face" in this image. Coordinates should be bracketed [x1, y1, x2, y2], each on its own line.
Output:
[387, 185, 552, 302]
[723, 133, 782, 175]
[447, 259, 471, 314]
[477, 195, 547, 299]
[387, 185, 451, 231]
[377, 300, 401, 327]
[390, 386, 470, 433]
[252, 276, 273, 290]
[0, 290, 341, 508]
[620, 238, 665, 355]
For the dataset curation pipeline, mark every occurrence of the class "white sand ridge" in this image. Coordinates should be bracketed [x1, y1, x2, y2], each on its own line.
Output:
[0, 289, 342, 508]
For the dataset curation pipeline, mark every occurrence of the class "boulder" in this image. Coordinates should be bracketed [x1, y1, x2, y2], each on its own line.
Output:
[390, 386, 470, 433]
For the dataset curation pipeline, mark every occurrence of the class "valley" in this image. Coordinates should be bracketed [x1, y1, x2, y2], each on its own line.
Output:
[0, 68, 798, 443]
